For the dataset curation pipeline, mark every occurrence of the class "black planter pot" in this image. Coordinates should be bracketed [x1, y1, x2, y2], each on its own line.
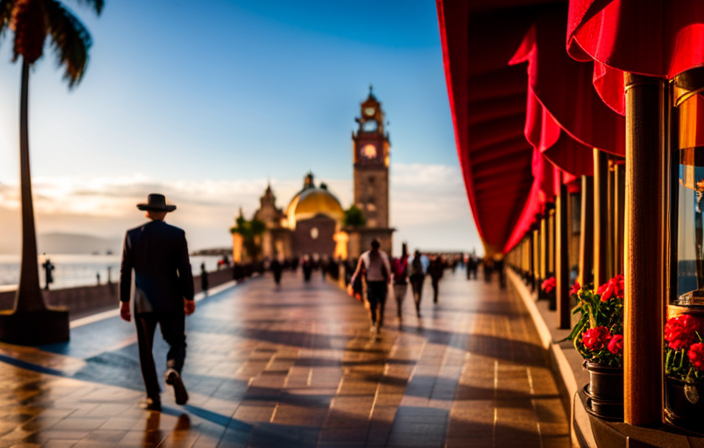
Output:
[584, 362, 623, 420]
[587, 362, 624, 401]
[665, 377, 704, 432]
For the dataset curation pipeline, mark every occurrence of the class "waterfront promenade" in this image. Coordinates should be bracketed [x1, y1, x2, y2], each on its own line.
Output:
[0, 270, 568, 447]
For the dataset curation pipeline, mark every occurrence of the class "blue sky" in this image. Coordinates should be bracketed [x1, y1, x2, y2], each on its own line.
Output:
[0, 0, 481, 254]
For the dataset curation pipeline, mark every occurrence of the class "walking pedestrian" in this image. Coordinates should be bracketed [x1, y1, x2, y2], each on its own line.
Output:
[409, 250, 428, 317]
[495, 256, 506, 289]
[270, 257, 283, 285]
[484, 257, 494, 283]
[200, 262, 209, 296]
[466, 254, 478, 280]
[350, 239, 391, 333]
[392, 243, 410, 322]
[119, 194, 195, 412]
[302, 255, 313, 282]
[429, 256, 445, 303]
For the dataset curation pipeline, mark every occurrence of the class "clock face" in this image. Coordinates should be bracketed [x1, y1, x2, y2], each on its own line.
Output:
[363, 120, 378, 132]
[364, 107, 376, 117]
[361, 144, 377, 159]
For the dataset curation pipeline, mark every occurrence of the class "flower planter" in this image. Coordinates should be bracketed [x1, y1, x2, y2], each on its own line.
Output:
[568, 275, 625, 421]
[584, 362, 623, 420]
[587, 362, 623, 401]
[665, 377, 704, 431]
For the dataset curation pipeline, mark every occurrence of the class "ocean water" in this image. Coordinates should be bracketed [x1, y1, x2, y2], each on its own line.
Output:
[0, 254, 224, 291]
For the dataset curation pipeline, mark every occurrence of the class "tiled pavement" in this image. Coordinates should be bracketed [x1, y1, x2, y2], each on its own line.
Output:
[0, 270, 569, 447]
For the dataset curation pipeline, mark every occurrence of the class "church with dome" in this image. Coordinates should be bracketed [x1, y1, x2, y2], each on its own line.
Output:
[233, 88, 395, 261]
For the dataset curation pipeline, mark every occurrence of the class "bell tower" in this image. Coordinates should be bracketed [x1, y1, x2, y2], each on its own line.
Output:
[350, 86, 394, 256]
[353, 86, 390, 228]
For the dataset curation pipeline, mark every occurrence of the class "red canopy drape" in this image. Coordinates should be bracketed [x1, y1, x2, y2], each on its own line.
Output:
[511, 4, 625, 157]
[503, 4, 629, 253]
[437, 1, 540, 257]
[437, 0, 616, 256]
[567, 0, 704, 115]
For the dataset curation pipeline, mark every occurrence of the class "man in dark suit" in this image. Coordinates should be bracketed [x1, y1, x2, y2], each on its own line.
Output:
[120, 193, 195, 411]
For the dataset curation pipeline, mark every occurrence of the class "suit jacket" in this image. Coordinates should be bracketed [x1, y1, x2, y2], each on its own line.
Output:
[120, 220, 194, 314]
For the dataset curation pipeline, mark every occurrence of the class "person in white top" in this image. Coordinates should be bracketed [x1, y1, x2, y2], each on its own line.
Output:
[350, 239, 391, 332]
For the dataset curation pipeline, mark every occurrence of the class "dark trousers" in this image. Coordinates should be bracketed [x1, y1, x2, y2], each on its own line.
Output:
[410, 274, 425, 316]
[135, 312, 187, 399]
[431, 278, 440, 303]
[366, 281, 387, 327]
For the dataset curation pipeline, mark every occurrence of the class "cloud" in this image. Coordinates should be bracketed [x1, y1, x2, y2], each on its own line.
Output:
[0, 163, 482, 254]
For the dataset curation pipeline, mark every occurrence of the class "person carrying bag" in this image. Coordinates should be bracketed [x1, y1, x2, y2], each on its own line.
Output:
[350, 239, 391, 333]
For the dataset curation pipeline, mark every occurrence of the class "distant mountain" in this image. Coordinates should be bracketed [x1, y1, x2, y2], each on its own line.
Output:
[38, 233, 122, 255]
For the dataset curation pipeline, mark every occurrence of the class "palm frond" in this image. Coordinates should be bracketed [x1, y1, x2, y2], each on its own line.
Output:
[42, 0, 91, 87]
[12, 0, 46, 64]
[72, 0, 102, 15]
[0, 0, 16, 39]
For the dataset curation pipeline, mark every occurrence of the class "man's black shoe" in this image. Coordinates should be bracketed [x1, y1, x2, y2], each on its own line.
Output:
[141, 397, 161, 412]
[166, 368, 189, 405]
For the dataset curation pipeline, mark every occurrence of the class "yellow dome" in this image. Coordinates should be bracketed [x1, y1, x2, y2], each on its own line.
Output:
[285, 187, 344, 229]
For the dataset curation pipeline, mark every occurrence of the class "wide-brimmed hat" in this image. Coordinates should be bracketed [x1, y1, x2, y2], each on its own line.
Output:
[137, 194, 177, 212]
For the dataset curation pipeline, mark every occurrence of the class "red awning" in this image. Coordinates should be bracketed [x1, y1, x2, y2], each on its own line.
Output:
[567, 0, 704, 115]
[503, 148, 558, 253]
[437, 1, 541, 256]
[511, 4, 624, 157]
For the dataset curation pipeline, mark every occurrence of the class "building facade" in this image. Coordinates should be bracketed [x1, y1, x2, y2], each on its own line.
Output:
[233, 89, 394, 261]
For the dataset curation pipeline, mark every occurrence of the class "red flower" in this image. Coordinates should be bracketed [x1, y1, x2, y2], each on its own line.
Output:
[541, 277, 556, 294]
[582, 326, 611, 351]
[665, 315, 701, 350]
[570, 281, 581, 296]
[597, 274, 625, 301]
[689, 343, 704, 371]
[607, 334, 624, 355]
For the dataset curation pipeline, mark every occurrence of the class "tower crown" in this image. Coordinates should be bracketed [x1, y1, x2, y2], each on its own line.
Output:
[357, 85, 385, 136]
[353, 87, 389, 168]
[352, 87, 391, 230]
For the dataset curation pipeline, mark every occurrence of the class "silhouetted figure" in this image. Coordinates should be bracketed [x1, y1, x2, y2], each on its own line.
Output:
[466, 255, 478, 280]
[119, 194, 195, 412]
[484, 258, 494, 283]
[302, 256, 313, 282]
[351, 239, 391, 333]
[221, 254, 230, 269]
[41, 254, 54, 291]
[495, 258, 506, 289]
[392, 243, 410, 321]
[429, 256, 445, 303]
[328, 258, 339, 281]
[233, 261, 244, 281]
[409, 250, 428, 318]
[200, 262, 209, 296]
[271, 258, 283, 285]
[96, 272, 101, 285]
[344, 258, 355, 285]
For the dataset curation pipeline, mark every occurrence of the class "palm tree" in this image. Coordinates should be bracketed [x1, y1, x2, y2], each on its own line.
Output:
[0, 0, 103, 315]
[230, 212, 266, 262]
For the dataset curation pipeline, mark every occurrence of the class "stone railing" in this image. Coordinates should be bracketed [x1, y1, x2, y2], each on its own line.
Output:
[0, 267, 235, 318]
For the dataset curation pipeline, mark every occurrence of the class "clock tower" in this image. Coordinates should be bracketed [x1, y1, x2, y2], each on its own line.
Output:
[350, 86, 394, 255]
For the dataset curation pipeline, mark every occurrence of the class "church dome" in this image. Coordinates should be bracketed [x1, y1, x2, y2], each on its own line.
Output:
[285, 174, 344, 229]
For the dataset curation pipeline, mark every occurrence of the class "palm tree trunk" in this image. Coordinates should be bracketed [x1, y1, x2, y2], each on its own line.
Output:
[14, 58, 46, 313]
